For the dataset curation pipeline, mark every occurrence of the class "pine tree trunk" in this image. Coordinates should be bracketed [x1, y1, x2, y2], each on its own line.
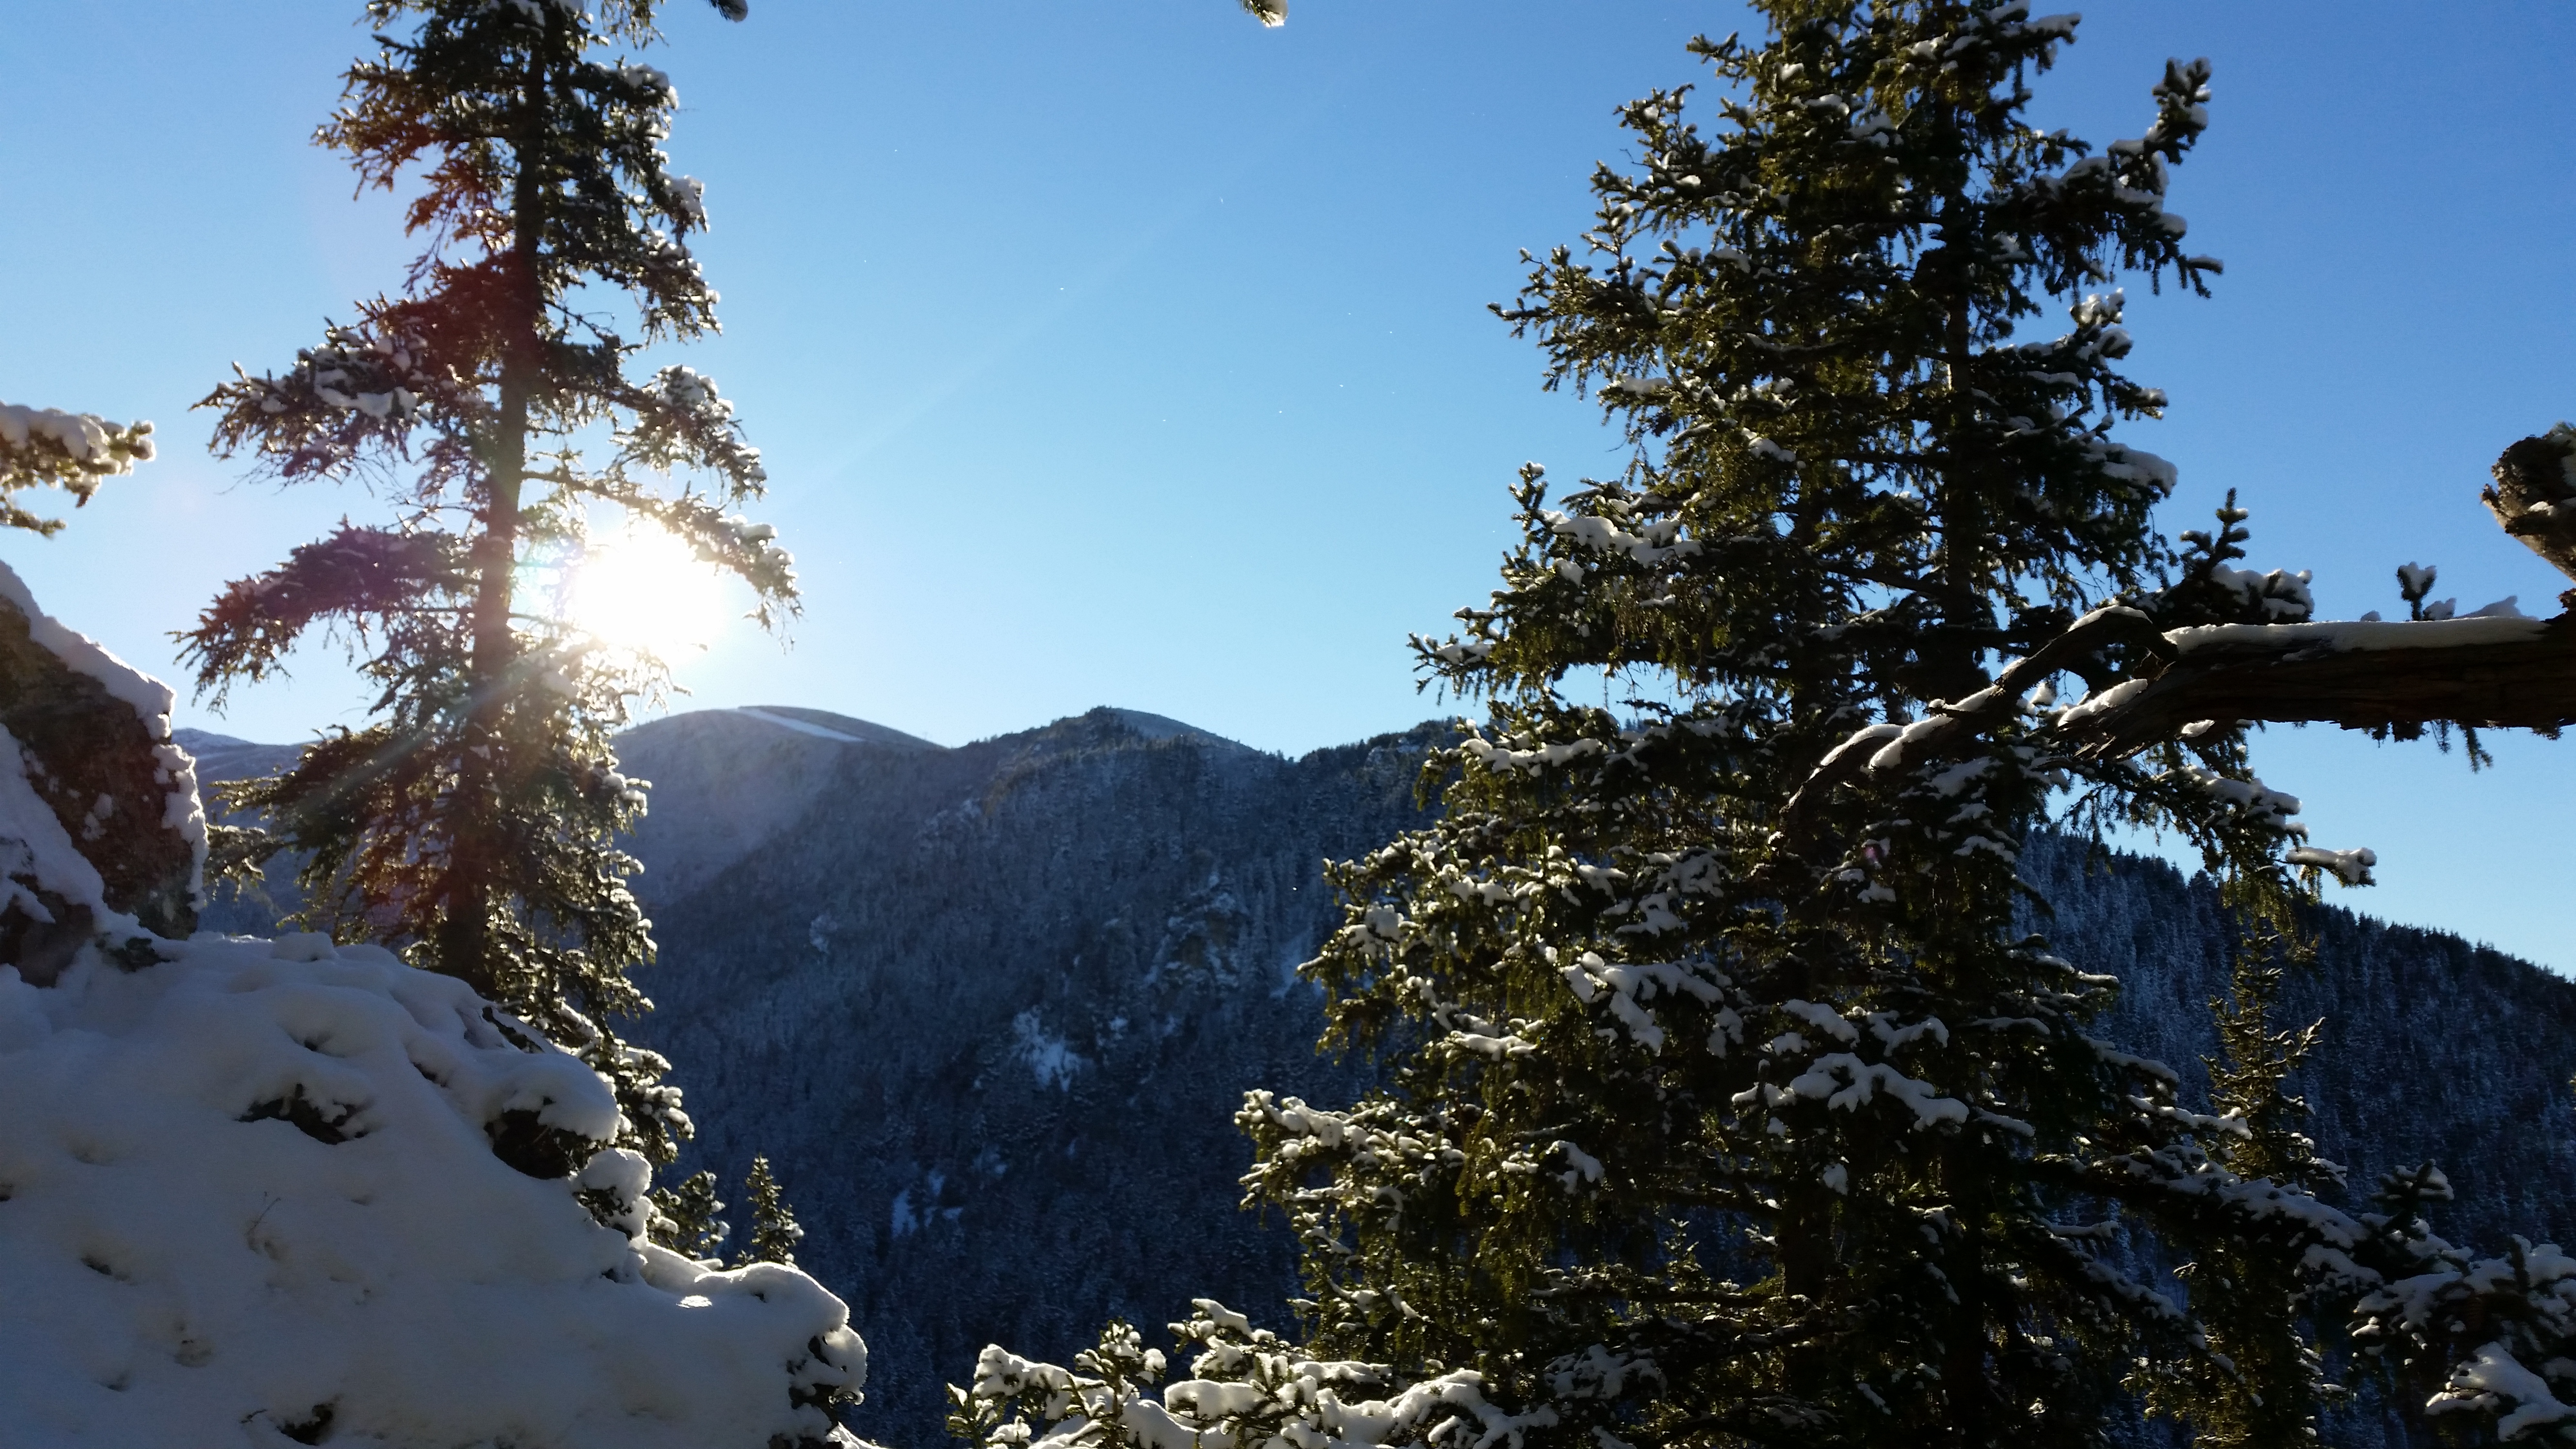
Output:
[440, 42, 548, 997]
[1938, 1141, 1996, 1449]
[1934, 279, 1985, 704]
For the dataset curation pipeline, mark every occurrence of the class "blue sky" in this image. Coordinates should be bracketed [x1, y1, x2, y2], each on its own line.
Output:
[6, 2, 2576, 970]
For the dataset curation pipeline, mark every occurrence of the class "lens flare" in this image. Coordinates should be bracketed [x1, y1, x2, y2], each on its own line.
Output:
[565, 528, 726, 655]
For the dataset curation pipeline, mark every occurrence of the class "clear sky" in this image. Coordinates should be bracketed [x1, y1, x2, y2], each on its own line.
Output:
[6, 3, 2576, 971]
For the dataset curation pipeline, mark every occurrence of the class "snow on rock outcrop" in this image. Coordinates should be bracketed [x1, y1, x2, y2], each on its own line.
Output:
[0, 571, 867, 1448]
[0, 560, 205, 967]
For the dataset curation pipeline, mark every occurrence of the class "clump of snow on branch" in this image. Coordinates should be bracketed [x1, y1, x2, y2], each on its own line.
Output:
[0, 400, 153, 534]
[951, 1303, 1553, 1449]
[2286, 845, 2377, 886]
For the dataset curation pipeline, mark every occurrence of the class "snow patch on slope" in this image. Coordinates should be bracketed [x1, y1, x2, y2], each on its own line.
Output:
[734, 707, 937, 750]
[0, 935, 867, 1447]
[1100, 708, 1249, 749]
[1012, 1009, 1085, 1090]
[740, 707, 871, 742]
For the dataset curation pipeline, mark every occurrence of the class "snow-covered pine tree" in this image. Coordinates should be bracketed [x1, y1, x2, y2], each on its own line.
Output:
[2343, 1166, 2576, 1444]
[954, 6, 2400, 1449]
[741, 1155, 804, 1267]
[652, 1168, 732, 1264]
[1227, 4, 2371, 1432]
[179, 0, 790, 1167]
[0, 400, 152, 535]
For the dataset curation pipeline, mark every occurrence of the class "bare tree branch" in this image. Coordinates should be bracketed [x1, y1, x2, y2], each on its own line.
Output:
[1779, 605, 2172, 840]
[1778, 433, 2576, 825]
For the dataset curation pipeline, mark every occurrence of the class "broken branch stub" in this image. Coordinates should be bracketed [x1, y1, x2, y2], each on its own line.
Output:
[2485, 427, 2576, 595]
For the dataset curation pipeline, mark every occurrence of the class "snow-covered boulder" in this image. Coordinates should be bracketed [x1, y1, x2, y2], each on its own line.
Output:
[0, 570, 868, 1447]
[0, 561, 205, 973]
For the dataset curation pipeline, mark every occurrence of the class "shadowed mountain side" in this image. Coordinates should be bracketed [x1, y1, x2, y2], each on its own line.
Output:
[619, 707, 939, 901]
[2025, 832, 2576, 1251]
[628, 709, 1442, 1445]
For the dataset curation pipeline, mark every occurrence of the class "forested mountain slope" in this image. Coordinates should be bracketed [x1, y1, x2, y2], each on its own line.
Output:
[2028, 833, 2576, 1247]
[629, 708, 1437, 1443]
[188, 708, 2576, 1447]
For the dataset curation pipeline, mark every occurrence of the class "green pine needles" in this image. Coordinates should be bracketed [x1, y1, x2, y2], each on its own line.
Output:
[650, 1168, 732, 1265]
[0, 401, 153, 537]
[179, 0, 788, 1168]
[741, 1155, 806, 1267]
[954, 5, 2397, 1448]
[2152, 917, 2341, 1448]
[646, 1157, 803, 1269]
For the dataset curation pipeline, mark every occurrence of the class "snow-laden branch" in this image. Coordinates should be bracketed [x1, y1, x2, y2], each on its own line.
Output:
[1778, 604, 2171, 840]
[0, 400, 153, 535]
[1781, 430, 2576, 831]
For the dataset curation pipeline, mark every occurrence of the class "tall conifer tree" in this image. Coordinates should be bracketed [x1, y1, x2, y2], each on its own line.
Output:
[957, 5, 2397, 1448]
[1231, 6, 2370, 1440]
[181, 0, 789, 1164]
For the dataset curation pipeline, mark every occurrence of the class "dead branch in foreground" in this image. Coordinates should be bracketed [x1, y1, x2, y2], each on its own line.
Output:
[1779, 432, 2576, 841]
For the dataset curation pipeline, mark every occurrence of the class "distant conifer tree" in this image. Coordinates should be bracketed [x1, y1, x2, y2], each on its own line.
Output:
[179, 0, 791, 1166]
[741, 1156, 804, 1267]
[2149, 913, 2341, 1445]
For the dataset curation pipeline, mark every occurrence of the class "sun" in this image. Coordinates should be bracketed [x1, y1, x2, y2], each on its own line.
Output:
[564, 527, 729, 655]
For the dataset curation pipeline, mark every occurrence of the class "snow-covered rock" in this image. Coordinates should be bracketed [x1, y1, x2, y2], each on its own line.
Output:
[0, 560, 204, 962]
[0, 938, 865, 1447]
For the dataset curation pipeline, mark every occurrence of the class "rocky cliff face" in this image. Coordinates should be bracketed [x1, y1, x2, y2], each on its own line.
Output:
[190, 706, 2576, 1449]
